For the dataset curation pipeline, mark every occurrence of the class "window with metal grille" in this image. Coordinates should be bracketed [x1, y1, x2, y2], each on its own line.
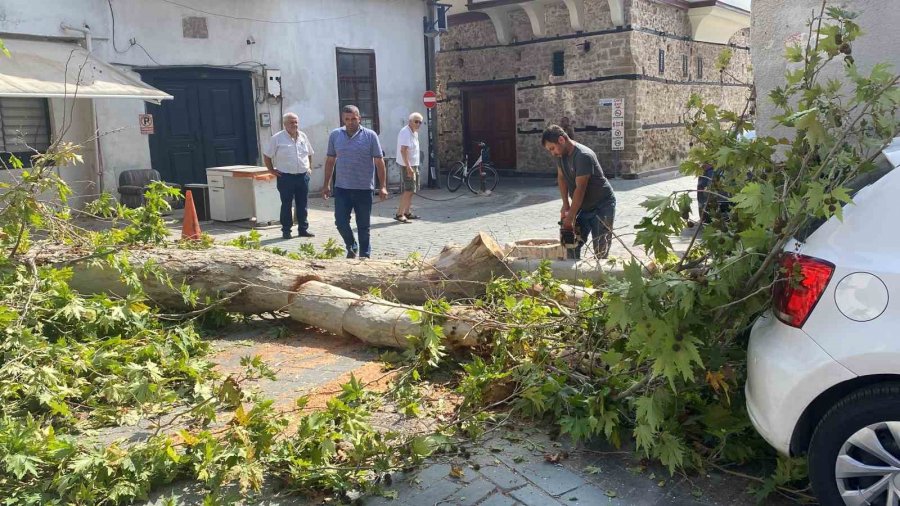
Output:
[0, 97, 51, 168]
[658, 49, 665, 74]
[682, 55, 689, 78]
[336, 48, 380, 132]
[552, 51, 565, 77]
[697, 57, 704, 79]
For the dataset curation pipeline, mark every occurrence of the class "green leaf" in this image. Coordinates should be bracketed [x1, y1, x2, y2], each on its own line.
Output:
[784, 44, 803, 63]
[656, 432, 686, 474]
[634, 389, 671, 431]
[730, 182, 777, 226]
[738, 226, 770, 250]
[4, 454, 42, 480]
[409, 435, 436, 459]
[794, 109, 826, 147]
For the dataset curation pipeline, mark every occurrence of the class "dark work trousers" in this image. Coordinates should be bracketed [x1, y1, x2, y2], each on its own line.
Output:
[697, 167, 732, 223]
[697, 167, 715, 224]
[333, 187, 373, 257]
[567, 200, 616, 260]
[276, 172, 310, 234]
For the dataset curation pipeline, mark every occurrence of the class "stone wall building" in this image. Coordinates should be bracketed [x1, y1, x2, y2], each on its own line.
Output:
[435, 0, 753, 178]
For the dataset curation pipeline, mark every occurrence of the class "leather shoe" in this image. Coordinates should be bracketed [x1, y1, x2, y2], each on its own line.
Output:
[297, 230, 315, 237]
[282, 232, 291, 239]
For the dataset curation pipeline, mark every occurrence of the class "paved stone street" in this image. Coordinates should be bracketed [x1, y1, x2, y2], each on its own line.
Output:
[190, 173, 698, 262]
[359, 423, 794, 506]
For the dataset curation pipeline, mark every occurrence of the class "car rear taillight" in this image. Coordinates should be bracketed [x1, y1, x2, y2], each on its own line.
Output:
[772, 253, 835, 328]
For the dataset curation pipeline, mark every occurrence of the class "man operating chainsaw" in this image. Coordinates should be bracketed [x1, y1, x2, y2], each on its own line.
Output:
[541, 125, 617, 260]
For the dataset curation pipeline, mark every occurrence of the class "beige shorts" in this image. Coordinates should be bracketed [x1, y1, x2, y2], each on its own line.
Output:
[401, 165, 420, 193]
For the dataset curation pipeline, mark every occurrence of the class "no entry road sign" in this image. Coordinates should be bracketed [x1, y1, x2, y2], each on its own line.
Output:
[423, 91, 437, 109]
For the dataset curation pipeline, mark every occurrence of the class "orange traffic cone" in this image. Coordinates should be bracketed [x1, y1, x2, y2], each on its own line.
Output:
[181, 190, 202, 240]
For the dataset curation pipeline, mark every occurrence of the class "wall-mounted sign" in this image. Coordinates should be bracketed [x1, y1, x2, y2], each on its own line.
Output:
[423, 90, 437, 109]
[612, 98, 624, 119]
[139, 114, 154, 135]
[611, 99, 624, 150]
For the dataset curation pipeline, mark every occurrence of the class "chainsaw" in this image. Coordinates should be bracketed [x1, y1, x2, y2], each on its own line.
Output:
[558, 221, 583, 250]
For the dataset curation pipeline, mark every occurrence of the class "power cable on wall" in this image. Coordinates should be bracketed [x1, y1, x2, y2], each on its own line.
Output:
[132, 41, 162, 65]
[107, 0, 129, 54]
[107, 0, 163, 65]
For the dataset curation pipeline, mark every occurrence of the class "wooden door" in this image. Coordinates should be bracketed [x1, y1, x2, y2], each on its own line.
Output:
[462, 85, 516, 170]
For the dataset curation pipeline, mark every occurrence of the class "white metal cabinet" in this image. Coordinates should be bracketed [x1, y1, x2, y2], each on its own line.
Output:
[205, 165, 280, 224]
[206, 166, 254, 221]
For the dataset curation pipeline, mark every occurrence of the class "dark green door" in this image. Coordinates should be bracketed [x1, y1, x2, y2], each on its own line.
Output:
[139, 68, 258, 186]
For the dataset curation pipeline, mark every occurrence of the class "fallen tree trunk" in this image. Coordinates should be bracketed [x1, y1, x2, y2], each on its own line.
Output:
[33, 233, 602, 348]
[283, 280, 488, 348]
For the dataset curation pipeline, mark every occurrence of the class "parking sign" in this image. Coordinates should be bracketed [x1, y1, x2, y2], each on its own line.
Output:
[139, 114, 154, 135]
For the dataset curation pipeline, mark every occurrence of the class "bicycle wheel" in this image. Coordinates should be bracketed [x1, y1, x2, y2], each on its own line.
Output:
[467, 164, 499, 194]
[446, 162, 466, 192]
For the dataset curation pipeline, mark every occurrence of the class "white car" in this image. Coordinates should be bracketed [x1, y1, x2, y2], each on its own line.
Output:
[746, 139, 900, 506]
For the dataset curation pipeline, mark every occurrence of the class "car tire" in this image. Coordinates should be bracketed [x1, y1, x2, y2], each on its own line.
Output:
[808, 382, 900, 506]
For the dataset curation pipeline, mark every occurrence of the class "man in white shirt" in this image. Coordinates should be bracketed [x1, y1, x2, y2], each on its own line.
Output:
[394, 112, 423, 223]
[264, 113, 315, 239]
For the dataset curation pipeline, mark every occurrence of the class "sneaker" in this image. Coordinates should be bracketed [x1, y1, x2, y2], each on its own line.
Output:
[282, 231, 291, 239]
[404, 212, 421, 220]
[297, 230, 315, 238]
[346, 250, 357, 259]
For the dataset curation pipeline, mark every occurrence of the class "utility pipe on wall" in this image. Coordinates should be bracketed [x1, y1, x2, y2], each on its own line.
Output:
[60, 22, 105, 195]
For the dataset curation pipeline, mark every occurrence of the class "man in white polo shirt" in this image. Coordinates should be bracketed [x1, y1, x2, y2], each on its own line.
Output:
[264, 112, 315, 239]
[394, 112, 423, 223]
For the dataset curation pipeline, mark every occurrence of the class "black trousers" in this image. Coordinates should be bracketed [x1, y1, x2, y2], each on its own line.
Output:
[276, 172, 310, 233]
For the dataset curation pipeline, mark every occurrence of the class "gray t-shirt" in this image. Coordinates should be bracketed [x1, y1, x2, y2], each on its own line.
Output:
[559, 142, 615, 211]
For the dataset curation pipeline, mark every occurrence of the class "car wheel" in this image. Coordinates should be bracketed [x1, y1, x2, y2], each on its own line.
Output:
[808, 383, 900, 506]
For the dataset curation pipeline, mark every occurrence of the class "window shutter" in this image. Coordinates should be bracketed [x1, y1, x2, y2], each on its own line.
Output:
[0, 98, 51, 167]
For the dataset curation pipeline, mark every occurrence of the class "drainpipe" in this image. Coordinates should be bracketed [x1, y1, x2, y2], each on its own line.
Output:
[61, 23, 105, 195]
[60, 23, 92, 51]
[423, 2, 440, 188]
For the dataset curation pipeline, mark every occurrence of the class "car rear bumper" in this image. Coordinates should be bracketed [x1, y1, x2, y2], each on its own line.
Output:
[745, 312, 856, 455]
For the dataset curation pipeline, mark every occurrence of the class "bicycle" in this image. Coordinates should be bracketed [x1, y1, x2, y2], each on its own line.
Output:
[446, 141, 500, 194]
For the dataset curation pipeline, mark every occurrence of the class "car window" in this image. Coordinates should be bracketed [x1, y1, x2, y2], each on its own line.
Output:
[795, 147, 897, 242]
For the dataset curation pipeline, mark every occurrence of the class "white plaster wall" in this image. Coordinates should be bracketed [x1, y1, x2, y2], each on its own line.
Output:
[94, 84, 154, 194]
[751, 0, 899, 138]
[0, 0, 429, 193]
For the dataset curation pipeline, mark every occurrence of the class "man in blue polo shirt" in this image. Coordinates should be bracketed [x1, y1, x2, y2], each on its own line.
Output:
[322, 105, 388, 258]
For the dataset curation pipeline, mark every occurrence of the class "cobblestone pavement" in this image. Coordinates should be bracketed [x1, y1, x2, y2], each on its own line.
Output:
[357, 423, 794, 506]
[191, 173, 698, 261]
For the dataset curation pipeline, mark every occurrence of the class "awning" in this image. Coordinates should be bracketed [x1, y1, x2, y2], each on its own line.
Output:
[0, 38, 173, 103]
